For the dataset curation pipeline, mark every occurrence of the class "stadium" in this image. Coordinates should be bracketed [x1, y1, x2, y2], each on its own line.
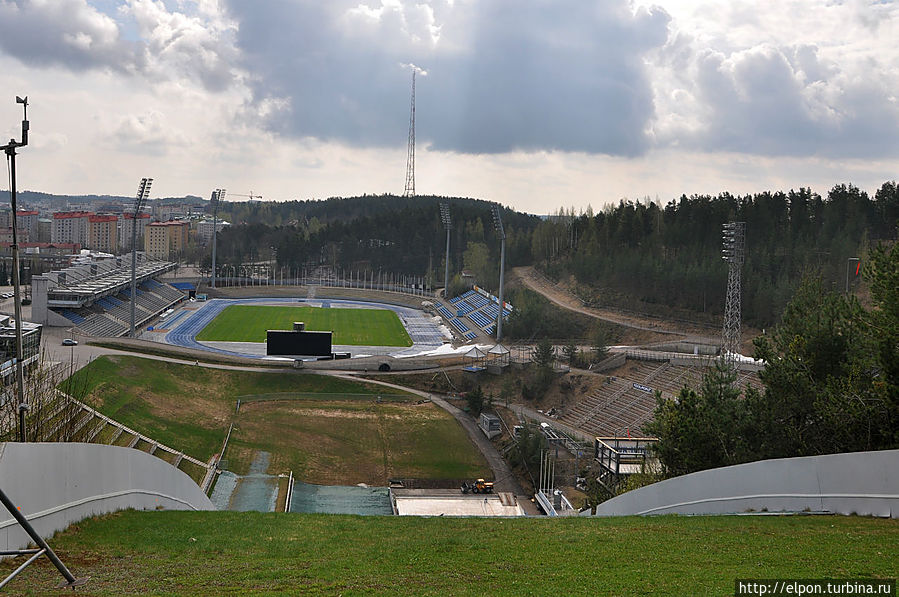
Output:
[30, 256, 519, 365]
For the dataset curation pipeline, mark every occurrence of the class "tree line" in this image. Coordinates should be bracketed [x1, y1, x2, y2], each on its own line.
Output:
[533, 182, 898, 327]
[646, 240, 899, 476]
[210, 183, 898, 327]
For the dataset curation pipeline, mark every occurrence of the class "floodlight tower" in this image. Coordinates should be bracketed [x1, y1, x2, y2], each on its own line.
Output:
[1, 96, 29, 442]
[403, 69, 416, 197]
[130, 178, 153, 338]
[440, 203, 451, 297]
[721, 221, 746, 368]
[492, 204, 506, 342]
[210, 188, 226, 289]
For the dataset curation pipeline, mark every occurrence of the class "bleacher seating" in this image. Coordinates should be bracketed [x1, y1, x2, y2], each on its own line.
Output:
[449, 318, 470, 334]
[61, 309, 86, 325]
[53, 278, 185, 338]
[560, 359, 765, 438]
[463, 331, 477, 341]
[468, 310, 493, 328]
[76, 314, 128, 337]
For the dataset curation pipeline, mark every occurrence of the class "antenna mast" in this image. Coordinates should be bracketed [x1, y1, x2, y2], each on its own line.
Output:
[403, 70, 416, 197]
[721, 221, 745, 369]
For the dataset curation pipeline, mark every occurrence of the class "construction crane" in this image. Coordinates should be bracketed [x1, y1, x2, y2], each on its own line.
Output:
[226, 191, 263, 202]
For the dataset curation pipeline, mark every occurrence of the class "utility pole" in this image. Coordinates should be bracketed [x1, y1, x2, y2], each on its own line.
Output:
[2, 96, 29, 442]
[0, 95, 86, 591]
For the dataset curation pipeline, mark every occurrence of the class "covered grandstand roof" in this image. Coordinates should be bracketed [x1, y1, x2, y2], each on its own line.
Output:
[42, 254, 177, 307]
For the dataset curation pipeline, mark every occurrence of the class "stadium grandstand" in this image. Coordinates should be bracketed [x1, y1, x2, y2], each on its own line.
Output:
[561, 359, 765, 438]
[440, 286, 513, 340]
[31, 254, 184, 337]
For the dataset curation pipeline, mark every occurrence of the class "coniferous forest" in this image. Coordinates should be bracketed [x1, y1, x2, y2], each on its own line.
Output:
[211, 182, 898, 328]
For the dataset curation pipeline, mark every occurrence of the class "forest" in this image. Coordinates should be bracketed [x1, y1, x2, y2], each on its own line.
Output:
[209, 182, 898, 327]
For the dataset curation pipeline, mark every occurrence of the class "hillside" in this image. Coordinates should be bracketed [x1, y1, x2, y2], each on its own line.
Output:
[5, 511, 896, 596]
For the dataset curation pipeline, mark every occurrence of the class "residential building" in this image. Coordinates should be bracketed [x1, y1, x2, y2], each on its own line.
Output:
[196, 219, 230, 244]
[120, 212, 151, 250]
[145, 221, 190, 260]
[36, 218, 51, 243]
[51, 212, 92, 246]
[88, 214, 118, 253]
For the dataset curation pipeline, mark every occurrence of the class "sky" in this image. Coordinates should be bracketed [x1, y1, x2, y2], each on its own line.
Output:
[0, 0, 897, 214]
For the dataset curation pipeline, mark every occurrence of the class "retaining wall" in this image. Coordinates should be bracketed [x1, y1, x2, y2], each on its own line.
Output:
[0, 442, 214, 552]
[589, 449, 899, 518]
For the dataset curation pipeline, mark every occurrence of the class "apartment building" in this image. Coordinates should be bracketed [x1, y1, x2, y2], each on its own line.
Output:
[88, 214, 119, 253]
[144, 221, 190, 260]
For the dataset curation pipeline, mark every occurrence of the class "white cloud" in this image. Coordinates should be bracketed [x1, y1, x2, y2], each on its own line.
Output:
[0, 0, 897, 213]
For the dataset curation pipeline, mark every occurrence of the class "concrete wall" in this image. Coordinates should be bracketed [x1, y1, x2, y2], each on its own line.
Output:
[0, 442, 214, 551]
[590, 450, 899, 518]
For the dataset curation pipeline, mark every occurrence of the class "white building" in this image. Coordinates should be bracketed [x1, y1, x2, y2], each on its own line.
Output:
[196, 219, 230, 244]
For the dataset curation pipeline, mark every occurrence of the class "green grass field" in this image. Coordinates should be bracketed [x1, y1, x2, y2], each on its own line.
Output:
[195, 305, 413, 346]
[67, 356, 404, 465]
[66, 356, 487, 481]
[6, 511, 896, 596]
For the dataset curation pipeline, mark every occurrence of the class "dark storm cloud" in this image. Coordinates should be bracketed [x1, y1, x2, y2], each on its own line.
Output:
[224, 0, 671, 156]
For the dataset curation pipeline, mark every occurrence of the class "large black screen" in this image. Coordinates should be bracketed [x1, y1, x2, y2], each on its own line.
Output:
[266, 330, 332, 356]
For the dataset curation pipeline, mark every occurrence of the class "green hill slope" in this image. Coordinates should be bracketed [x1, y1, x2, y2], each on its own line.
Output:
[7, 511, 896, 596]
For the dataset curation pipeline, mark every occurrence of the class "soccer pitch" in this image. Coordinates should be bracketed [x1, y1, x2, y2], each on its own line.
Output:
[195, 304, 413, 346]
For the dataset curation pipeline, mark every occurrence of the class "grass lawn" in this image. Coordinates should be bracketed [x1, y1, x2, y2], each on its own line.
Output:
[196, 305, 413, 346]
[6, 511, 897, 596]
[67, 356, 406, 467]
[66, 356, 487, 482]
[228, 398, 491, 483]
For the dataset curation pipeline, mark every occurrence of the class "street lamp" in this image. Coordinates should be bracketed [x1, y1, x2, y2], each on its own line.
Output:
[440, 203, 451, 299]
[0, 96, 85, 589]
[492, 204, 506, 342]
[130, 178, 153, 338]
[1, 96, 29, 442]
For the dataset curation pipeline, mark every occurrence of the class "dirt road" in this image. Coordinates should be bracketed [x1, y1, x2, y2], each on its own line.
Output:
[514, 266, 721, 343]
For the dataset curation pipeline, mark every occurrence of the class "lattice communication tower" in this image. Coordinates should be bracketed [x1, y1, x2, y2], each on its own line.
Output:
[721, 221, 746, 368]
[403, 70, 416, 197]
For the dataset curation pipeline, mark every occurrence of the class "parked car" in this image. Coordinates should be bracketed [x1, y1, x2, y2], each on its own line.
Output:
[61, 338, 78, 346]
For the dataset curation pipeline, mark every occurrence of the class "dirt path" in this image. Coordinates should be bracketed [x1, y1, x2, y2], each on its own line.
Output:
[514, 266, 721, 342]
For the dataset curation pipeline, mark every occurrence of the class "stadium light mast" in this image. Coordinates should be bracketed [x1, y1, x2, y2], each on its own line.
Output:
[721, 221, 745, 369]
[130, 178, 153, 338]
[210, 188, 226, 289]
[492, 204, 506, 342]
[1, 96, 29, 442]
[440, 203, 451, 298]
